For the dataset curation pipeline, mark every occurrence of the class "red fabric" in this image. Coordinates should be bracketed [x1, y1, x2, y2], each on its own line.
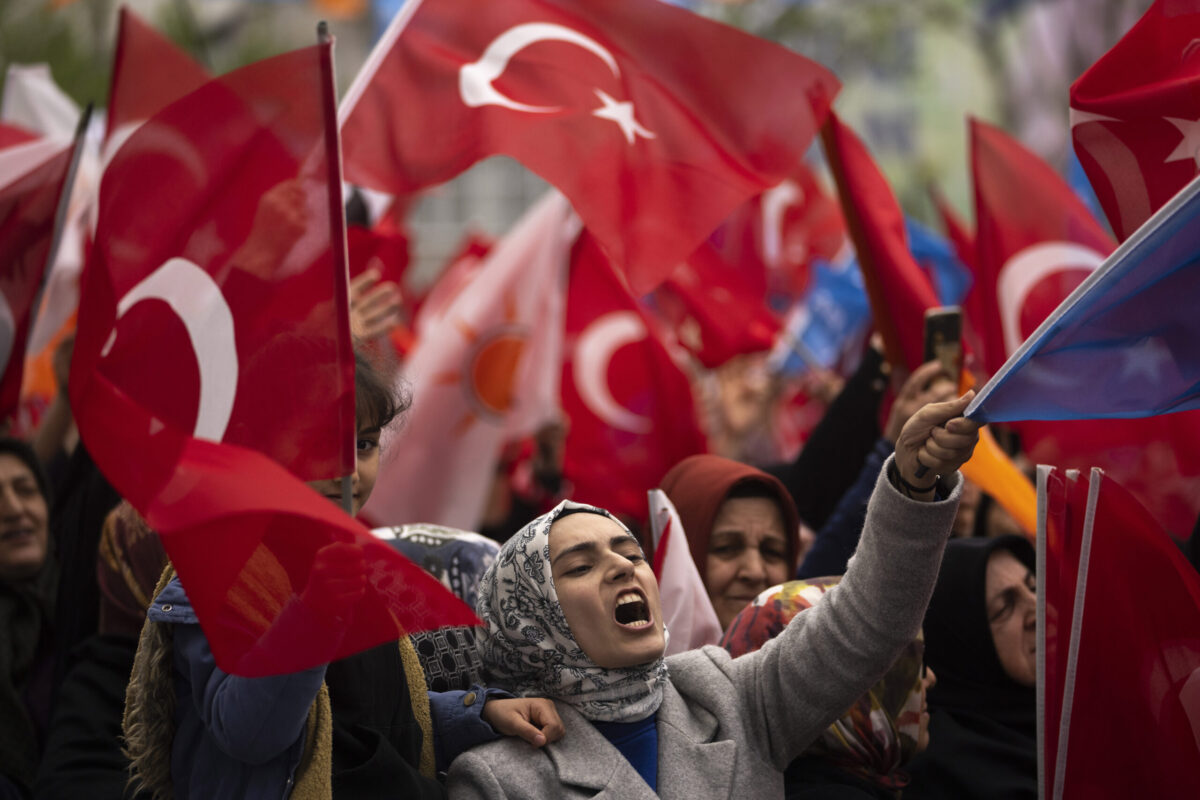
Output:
[0, 140, 76, 423]
[105, 8, 210, 146]
[970, 118, 1115, 376]
[1069, 0, 1200, 241]
[71, 44, 475, 676]
[346, 225, 409, 286]
[711, 161, 846, 303]
[561, 233, 707, 524]
[656, 242, 780, 369]
[0, 123, 38, 150]
[928, 183, 985, 360]
[1038, 467, 1087, 797]
[1045, 468, 1200, 798]
[971, 118, 1200, 537]
[821, 113, 940, 371]
[341, 0, 839, 295]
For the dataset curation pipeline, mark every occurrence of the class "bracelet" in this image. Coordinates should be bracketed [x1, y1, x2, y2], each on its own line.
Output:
[890, 461, 938, 496]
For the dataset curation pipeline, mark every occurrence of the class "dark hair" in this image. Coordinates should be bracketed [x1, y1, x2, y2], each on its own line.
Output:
[0, 437, 50, 506]
[355, 348, 409, 432]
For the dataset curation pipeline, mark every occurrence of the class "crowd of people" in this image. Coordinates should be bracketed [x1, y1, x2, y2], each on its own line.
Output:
[0, 282, 1063, 800]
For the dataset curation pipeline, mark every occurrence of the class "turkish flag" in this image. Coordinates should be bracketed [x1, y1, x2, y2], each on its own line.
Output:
[711, 161, 847, 304]
[340, 0, 839, 295]
[0, 136, 78, 423]
[361, 192, 575, 531]
[1070, 0, 1200, 241]
[73, 42, 475, 676]
[972, 118, 1200, 536]
[821, 112, 940, 371]
[1040, 466, 1200, 798]
[654, 242, 780, 370]
[104, 7, 210, 163]
[562, 232, 707, 525]
[970, 118, 1115, 377]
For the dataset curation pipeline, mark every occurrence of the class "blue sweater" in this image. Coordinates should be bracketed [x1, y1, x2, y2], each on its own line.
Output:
[149, 578, 499, 798]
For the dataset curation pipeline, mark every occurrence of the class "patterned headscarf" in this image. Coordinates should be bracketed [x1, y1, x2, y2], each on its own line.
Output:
[476, 500, 668, 722]
[379, 524, 500, 692]
[722, 578, 926, 789]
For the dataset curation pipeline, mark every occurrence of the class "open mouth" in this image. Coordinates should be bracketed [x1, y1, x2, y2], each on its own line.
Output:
[614, 590, 652, 628]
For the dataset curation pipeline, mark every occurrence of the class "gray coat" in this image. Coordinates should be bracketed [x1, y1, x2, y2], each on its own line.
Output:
[448, 457, 961, 799]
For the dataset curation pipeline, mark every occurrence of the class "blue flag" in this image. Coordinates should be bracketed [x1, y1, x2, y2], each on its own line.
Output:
[906, 218, 972, 306]
[967, 173, 1200, 423]
[769, 255, 871, 376]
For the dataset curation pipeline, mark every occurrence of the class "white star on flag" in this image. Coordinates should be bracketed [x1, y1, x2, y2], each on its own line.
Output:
[1163, 116, 1200, 170]
[591, 89, 655, 145]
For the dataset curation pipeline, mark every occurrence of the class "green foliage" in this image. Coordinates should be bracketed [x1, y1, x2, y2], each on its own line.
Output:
[0, 0, 115, 108]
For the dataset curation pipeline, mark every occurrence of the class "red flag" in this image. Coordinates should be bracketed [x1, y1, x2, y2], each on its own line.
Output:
[73, 42, 474, 676]
[340, 0, 839, 295]
[821, 112, 940, 371]
[654, 242, 780, 369]
[0, 137, 77, 423]
[713, 161, 847, 303]
[972, 118, 1200, 536]
[1069, 0, 1200, 241]
[562, 233, 707, 524]
[103, 7, 210, 163]
[971, 118, 1115, 376]
[361, 193, 575, 530]
[928, 182, 986, 364]
[1041, 467, 1200, 798]
[928, 182, 976, 272]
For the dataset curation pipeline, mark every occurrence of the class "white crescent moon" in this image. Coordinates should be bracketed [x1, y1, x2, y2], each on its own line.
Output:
[100, 120, 208, 186]
[0, 293, 13, 383]
[997, 241, 1106, 356]
[460, 23, 620, 113]
[761, 179, 802, 269]
[573, 311, 653, 434]
[101, 257, 238, 441]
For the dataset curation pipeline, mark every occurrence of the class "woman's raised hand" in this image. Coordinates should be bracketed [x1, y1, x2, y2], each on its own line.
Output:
[892, 391, 981, 498]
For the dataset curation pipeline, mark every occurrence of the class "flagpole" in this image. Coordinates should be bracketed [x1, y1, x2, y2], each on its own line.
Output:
[337, 0, 427, 126]
[318, 21, 357, 517]
[32, 104, 93, 334]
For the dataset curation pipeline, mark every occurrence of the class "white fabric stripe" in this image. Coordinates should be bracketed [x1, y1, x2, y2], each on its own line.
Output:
[1051, 469, 1102, 800]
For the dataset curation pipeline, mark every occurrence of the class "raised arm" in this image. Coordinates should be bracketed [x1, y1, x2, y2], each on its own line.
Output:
[724, 393, 980, 767]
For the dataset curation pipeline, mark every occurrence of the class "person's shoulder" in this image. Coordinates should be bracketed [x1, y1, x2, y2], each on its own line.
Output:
[447, 736, 555, 795]
[146, 575, 198, 624]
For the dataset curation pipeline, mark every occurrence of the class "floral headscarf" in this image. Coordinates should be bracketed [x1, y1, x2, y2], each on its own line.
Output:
[722, 578, 925, 789]
[475, 500, 668, 722]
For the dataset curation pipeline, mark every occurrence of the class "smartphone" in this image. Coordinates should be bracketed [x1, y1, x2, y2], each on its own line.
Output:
[923, 306, 963, 385]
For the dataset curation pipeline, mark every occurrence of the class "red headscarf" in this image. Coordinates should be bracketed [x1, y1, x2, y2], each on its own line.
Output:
[657, 454, 801, 581]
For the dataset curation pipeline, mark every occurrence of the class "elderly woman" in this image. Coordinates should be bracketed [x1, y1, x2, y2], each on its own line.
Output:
[448, 394, 980, 799]
[657, 455, 800, 631]
[903, 535, 1037, 799]
[0, 438, 56, 798]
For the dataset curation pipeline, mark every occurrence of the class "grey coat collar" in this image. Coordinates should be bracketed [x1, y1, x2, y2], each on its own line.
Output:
[545, 679, 736, 800]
